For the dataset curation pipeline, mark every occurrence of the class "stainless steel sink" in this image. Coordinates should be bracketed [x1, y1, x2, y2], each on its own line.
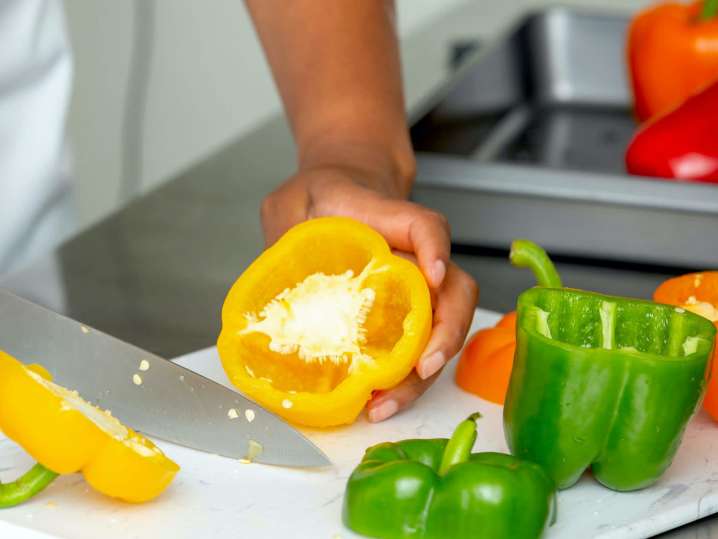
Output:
[411, 7, 718, 268]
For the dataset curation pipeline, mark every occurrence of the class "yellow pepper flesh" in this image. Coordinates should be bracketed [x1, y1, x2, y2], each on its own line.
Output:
[218, 217, 432, 427]
[0, 351, 179, 503]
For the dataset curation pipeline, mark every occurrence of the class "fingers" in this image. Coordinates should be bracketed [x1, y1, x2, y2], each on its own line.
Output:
[407, 209, 451, 288]
[260, 171, 476, 424]
[366, 263, 478, 423]
[364, 200, 451, 289]
[267, 168, 452, 291]
[260, 177, 311, 246]
[417, 263, 479, 380]
[307, 177, 451, 289]
[367, 369, 443, 422]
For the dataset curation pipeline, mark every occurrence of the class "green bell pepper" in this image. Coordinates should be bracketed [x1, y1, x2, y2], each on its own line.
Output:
[343, 414, 556, 539]
[504, 241, 717, 491]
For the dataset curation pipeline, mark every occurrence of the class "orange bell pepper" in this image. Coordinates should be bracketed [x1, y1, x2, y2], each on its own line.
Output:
[0, 351, 179, 505]
[654, 272, 718, 420]
[218, 217, 432, 428]
[456, 312, 516, 404]
[628, 0, 718, 122]
[455, 240, 562, 405]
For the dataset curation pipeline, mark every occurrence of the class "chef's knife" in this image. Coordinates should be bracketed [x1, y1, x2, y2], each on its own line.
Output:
[0, 288, 330, 468]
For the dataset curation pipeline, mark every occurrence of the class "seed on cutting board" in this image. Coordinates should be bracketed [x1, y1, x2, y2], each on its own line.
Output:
[132, 374, 142, 386]
[227, 408, 239, 419]
[238, 440, 264, 464]
[245, 409, 255, 422]
[80, 325, 89, 334]
[139, 360, 150, 371]
[247, 440, 263, 458]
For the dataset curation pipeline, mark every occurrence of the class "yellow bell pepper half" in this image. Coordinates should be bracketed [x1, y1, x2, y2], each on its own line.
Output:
[218, 217, 433, 428]
[0, 351, 179, 505]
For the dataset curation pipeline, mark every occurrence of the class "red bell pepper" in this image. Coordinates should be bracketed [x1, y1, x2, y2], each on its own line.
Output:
[625, 79, 718, 183]
[628, 0, 718, 122]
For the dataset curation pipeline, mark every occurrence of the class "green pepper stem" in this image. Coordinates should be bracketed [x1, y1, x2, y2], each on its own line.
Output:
[438, 413, 481, 476]
[0, 463, 58, 508]
[701, 0, 718, 20]
[510, 240, 563, 288]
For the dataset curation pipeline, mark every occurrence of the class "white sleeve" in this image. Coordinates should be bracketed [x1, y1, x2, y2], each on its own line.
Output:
[0, 0, 74, 275]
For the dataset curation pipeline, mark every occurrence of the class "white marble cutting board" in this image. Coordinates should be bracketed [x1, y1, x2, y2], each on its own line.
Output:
[2, 308, 718, 539]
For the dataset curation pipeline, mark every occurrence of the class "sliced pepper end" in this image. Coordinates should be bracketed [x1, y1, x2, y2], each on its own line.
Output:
[0, 352, 179, 503]
[218, 216, 432, 427]
[438, 413, 481, 476]
[506, 287, 715, 491]
[0, 463, 58, 509]
[509, 240, 563, 289]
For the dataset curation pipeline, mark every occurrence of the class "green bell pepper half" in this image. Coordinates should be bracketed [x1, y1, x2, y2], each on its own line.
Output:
[504, 277, 716, 491]
[343, 413, 556, 539]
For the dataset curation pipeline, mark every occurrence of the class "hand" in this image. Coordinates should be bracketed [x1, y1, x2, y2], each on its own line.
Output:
[261, 161, 479, 422]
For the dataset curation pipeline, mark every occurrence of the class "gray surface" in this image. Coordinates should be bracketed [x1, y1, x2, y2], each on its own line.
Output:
[0, 2, 714, 536]
[0, 289, 329, 467]
[414, 155, 718, 267]
[529, 9, 630, 106]
[410, 7, 718, 266]
[411, 8, 631, 121]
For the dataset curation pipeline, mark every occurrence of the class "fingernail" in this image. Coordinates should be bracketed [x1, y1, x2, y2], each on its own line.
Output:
[431, 260, 446, 287]
[418, 351, 446, 380]
[368, 399, 399, 422]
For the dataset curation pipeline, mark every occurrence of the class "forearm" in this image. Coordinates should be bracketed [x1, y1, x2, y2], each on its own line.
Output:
[246, 0, 415, 196]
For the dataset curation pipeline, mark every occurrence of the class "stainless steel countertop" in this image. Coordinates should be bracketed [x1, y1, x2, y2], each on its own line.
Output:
[0, 3, 711, 537]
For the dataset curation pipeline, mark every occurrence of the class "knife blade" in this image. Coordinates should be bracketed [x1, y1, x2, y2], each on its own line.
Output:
[0, 288, 330, 468]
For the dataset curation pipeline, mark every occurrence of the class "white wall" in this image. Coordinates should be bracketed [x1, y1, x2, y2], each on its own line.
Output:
[63, 0, 469, 229]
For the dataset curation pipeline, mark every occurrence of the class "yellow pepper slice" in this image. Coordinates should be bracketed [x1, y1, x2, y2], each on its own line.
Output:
[0, 351, 179, 503]
[218, 217, 432, 427]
